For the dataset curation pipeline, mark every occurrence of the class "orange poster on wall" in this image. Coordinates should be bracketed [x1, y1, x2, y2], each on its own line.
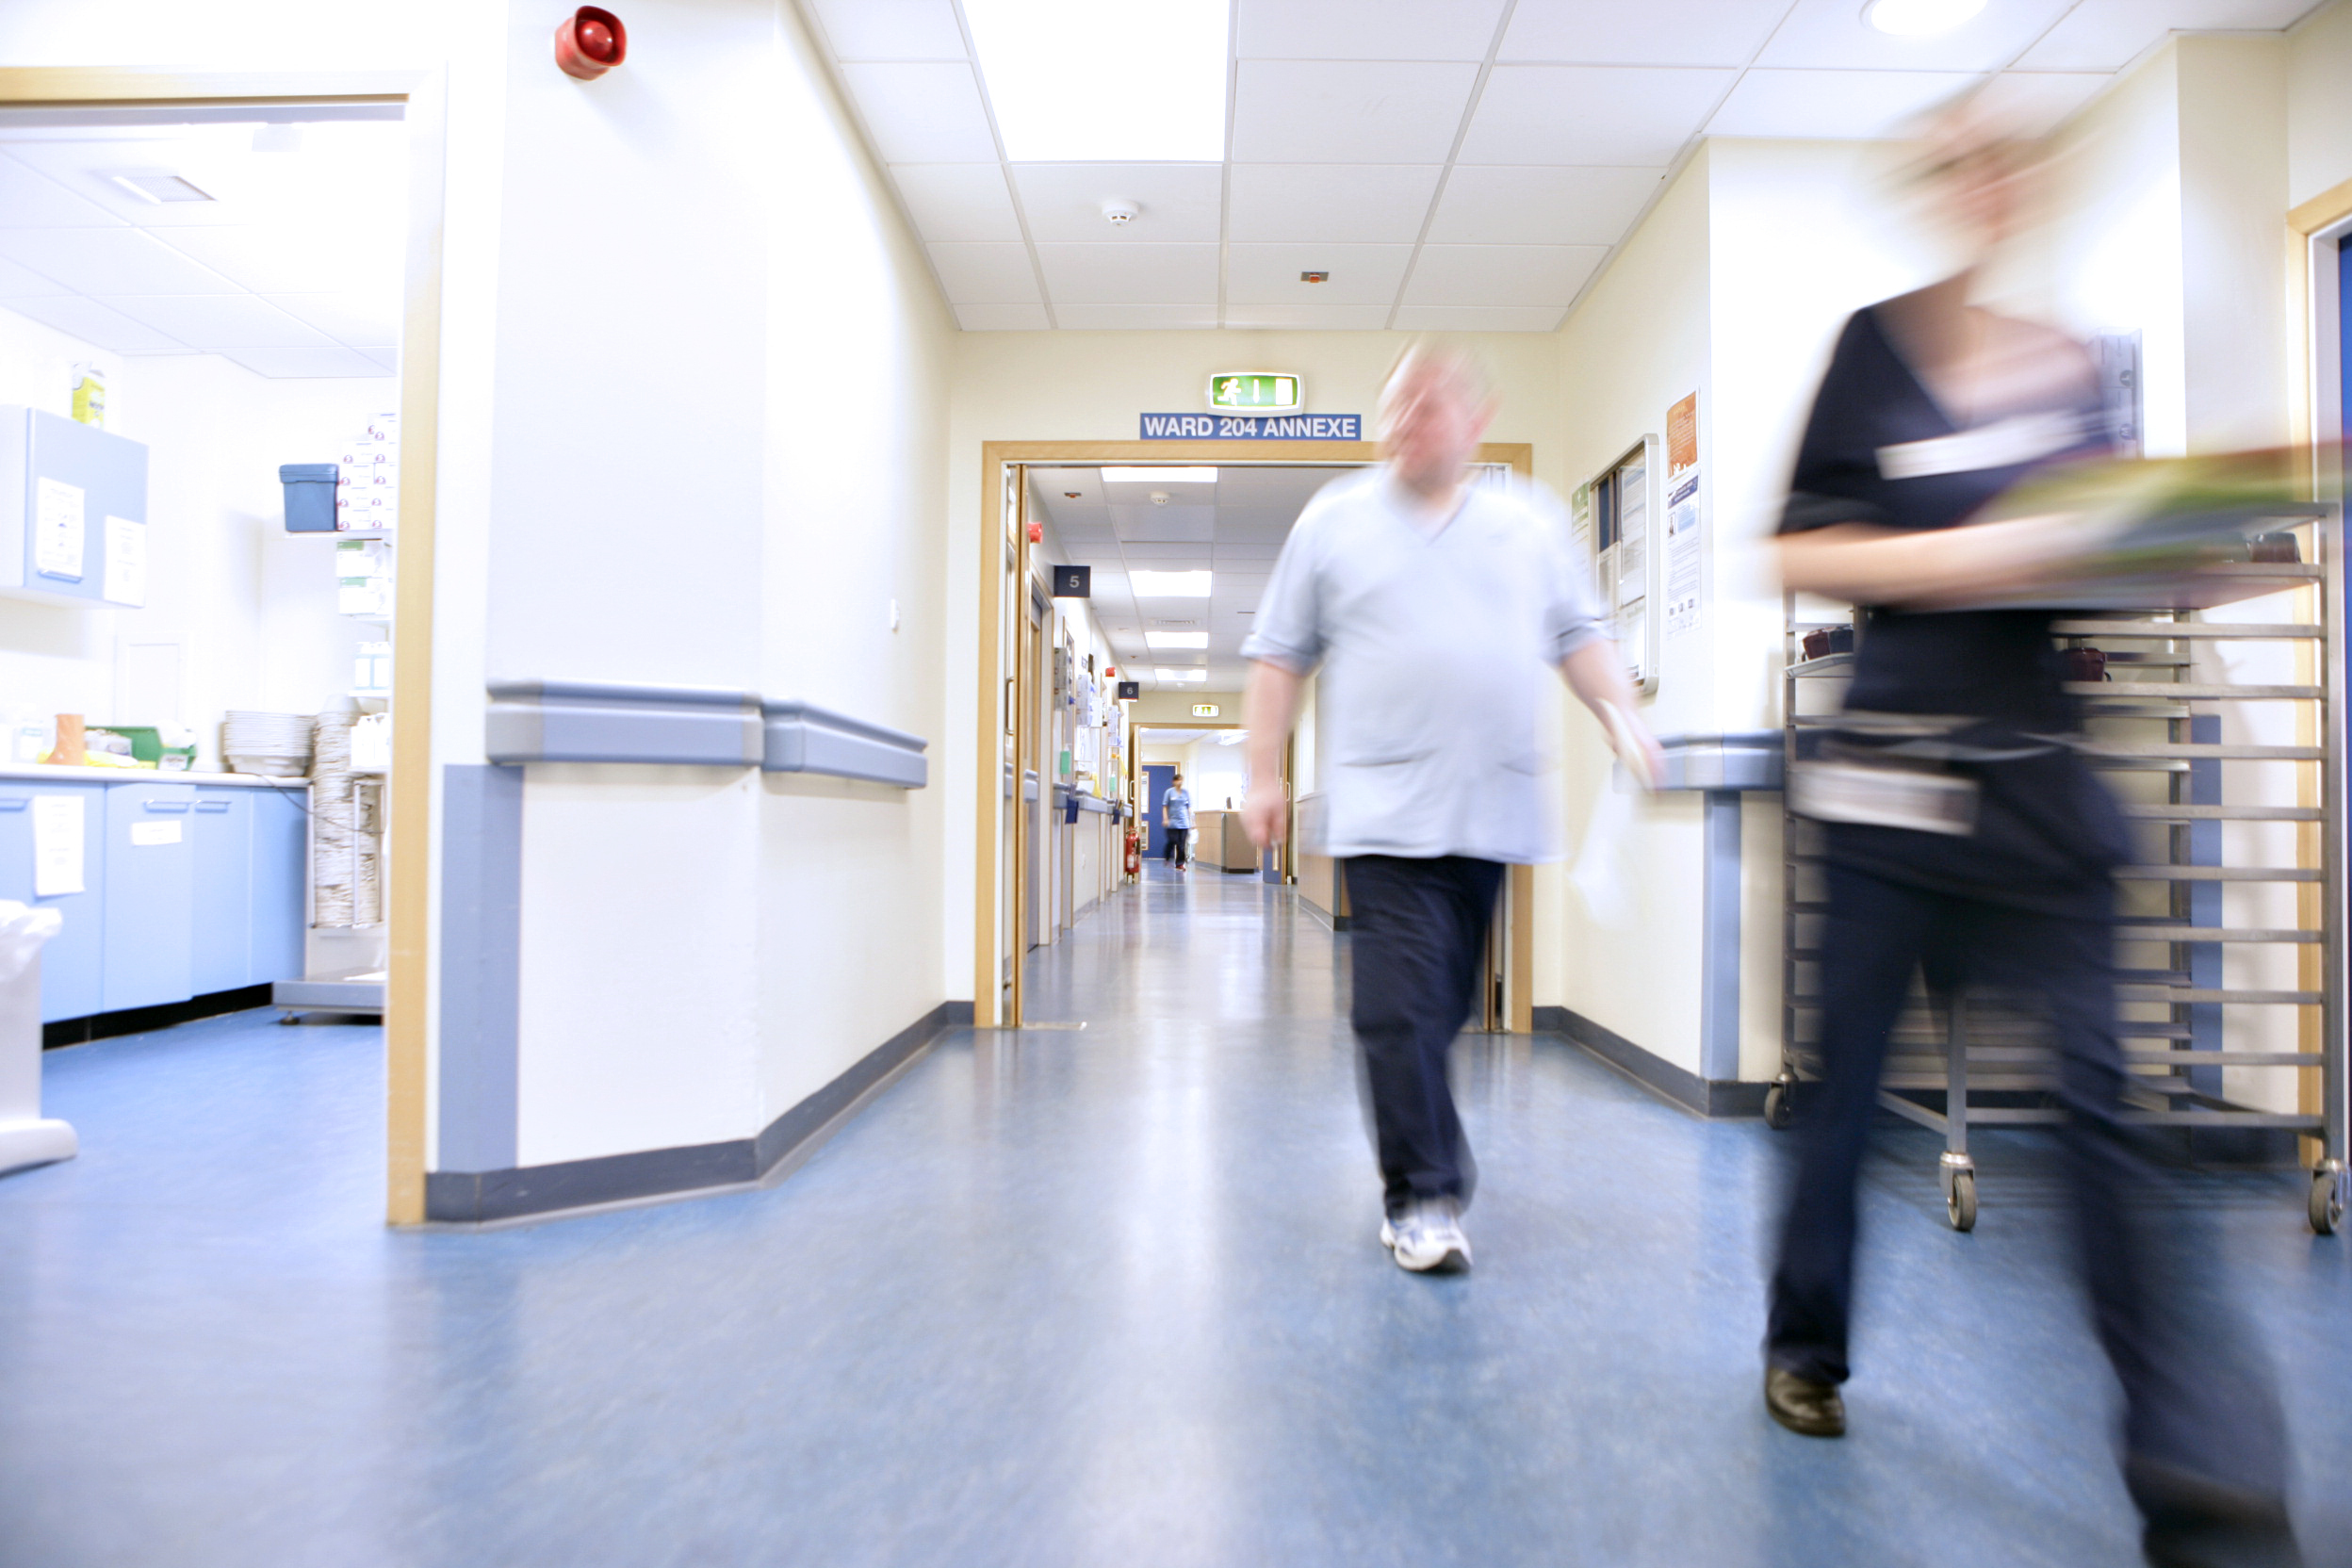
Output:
[1666, 392, 1698, 478]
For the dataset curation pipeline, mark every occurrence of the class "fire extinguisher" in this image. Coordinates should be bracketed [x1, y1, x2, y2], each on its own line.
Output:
[1124, 829, 1141, 878]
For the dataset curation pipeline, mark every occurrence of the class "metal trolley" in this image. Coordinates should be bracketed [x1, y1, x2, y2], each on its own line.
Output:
[1773, 526, 2349, 1235]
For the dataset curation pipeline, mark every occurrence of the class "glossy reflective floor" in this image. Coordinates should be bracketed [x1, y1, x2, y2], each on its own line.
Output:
[2, 865, 2347, 1566]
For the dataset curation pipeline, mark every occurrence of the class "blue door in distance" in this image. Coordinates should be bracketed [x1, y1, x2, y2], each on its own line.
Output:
[102, 780, 195, 1012]
[1143, 764, 1173, 859]
[0, 780, 106, 1022]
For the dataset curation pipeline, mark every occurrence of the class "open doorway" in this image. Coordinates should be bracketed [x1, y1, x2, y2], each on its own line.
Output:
[0, 70, 443, 1222]
[973, 445, 1536, 1030]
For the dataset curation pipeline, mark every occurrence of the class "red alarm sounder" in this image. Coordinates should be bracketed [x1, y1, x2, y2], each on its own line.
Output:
[556, 7, 628, 80]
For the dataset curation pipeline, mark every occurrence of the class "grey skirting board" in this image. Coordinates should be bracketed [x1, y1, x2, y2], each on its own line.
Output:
[1532, 1005, 1768, 1119]
[425, 1000, 973, 1224]
[484, 678, 927, 787]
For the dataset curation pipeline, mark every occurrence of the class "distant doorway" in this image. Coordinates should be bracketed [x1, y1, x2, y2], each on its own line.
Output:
[1143, 763, 1175, 859]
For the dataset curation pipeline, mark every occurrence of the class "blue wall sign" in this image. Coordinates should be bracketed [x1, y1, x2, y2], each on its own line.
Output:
[1139, 413, 1362, 440]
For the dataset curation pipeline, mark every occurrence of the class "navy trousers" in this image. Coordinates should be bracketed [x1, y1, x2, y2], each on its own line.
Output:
[1345, 855, 1504, 1220]
[1770, 864, 2290, 1513]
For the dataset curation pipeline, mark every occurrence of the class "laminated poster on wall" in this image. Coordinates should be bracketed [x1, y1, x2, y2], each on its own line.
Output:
[32, 794, 83, 897]
[103, 516, 146, 607]
[1663, 392, 1703, 640]
[35, 477, 86, 580]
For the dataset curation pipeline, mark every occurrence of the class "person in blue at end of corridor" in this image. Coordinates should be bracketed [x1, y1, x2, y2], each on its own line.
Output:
[1161, 772, 1193, 871]
[1237, 342, 1663, 1276]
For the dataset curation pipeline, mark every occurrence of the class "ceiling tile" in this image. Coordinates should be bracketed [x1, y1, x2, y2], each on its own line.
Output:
[1053, 303, 1222, 329]
[1036, 244, 1220, 304]
[266, 291, 400, 346]
[954, 302, 1051, 330]
[0, 227, 239, 295]
[890, 164, 1022, 242]
[219, 345, 394, 379]
[1227, 242, 1412, 305]
[0, 152, 129, 228]
[1, 293, 189, 352]
[1460, 66, 1736, 164]
[1404, 244, 1606, 306]
[1222, 302, 1396, 329]
[1707, 69, 1981, 139]
[1501, 0, 1789, 65]
[1227, 164, 1444, 242]
[156, 225, 397, 295]
[1970, 72, 2115, 133]
[102, 293, 334, 351]
[1114, 504, 1217, 541]
[840, 64, 1000, 162]
[1757, 0, 2076, 72]
[2014, 0, 2324, 72]
[1013, 164, 1223, 243]
[1234, 0, 1508, 60]
[927, 241, 1040, 303]
[359, 347, 399, 373]
[1430, 165, 1666, 244]
[0, 255, 68, 297]
[1393, 303, 1569, 331]
[1233, 61, 1481, 164]
[809, 0, 968, 60]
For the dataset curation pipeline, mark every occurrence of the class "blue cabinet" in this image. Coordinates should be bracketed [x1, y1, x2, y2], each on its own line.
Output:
[189, 788, 253, 995]
[102, 781, 194, 1012]
[0, 775, 306, 1022]
[248, 787, 307, 987]
[0, 780, 107, 1022]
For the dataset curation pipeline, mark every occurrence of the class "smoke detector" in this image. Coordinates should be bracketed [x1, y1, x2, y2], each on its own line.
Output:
[1149, 491, 1170, 506]
[1102, 199, 1139, 227]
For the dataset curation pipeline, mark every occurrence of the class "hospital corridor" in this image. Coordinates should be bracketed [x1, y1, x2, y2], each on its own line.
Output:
[4, 2, 2352, 1565]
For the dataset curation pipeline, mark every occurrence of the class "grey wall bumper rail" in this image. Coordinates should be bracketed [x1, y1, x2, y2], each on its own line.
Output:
[762, 699, 927, 788]
[486, 679, 761, 767]
[1654, 731, 1784, 792]
[484, 679, 927, 788]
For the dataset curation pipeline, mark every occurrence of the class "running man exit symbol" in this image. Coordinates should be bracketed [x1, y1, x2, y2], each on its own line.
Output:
[1206, 373, 1303, 415]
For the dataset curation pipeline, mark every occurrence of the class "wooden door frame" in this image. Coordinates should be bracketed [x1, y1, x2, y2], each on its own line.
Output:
[0, 68, 447, 1225]
[972, 441, 1534, 1028]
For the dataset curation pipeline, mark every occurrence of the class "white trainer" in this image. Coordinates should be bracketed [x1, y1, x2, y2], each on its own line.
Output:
[1380, 1199, 1471, 1273]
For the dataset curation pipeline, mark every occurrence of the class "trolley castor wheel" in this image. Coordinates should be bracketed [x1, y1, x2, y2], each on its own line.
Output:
[1939, 1152, 1977, 1233]
[2311, 1163, 2345, 1235]
[1764, 1077, 1794, 1130]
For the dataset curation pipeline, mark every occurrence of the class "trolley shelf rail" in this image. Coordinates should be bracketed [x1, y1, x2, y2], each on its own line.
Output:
[1776, 518, 2348, 1235]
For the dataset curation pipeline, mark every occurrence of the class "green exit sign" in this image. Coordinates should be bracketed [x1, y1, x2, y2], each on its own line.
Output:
[1207, 372, 1302, 414]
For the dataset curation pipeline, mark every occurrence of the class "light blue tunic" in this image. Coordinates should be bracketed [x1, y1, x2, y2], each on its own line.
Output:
[1162, 787, 1193, 829]
[1238, 469, 1609, 865]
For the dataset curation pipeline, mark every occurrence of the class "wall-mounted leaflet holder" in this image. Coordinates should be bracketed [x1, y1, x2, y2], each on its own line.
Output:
[1585, 435, 1663, 697]
[0, 406, 148, 611]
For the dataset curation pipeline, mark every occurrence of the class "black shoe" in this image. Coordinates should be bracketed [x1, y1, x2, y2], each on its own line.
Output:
[2131, 1456, 2303, 1568]
[1764, 1367, 1846, 1438]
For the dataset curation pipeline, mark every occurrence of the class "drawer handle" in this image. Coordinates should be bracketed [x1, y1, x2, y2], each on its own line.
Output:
[144, 800, 191, 813]
[196, 800, 231, 813]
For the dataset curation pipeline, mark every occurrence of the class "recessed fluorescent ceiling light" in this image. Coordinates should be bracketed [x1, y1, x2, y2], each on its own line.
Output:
[1216, 732, 1247, 745]
[1147, 631, 1209, 648]
[1130, 570, 1213, 597]
[1154, 668, 1209, 683]
[962, 0, 1228, 162]
[109, 171, 215, 204]
[1862, 0, 1984, 35]
[1102, 466, 1218, 484]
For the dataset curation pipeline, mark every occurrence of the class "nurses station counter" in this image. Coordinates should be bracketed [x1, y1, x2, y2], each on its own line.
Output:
[0, 764, 307, 1024]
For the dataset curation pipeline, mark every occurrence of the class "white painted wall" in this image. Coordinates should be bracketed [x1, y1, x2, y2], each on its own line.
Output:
[2288, 0, 2352, 208]
[0, 304, 397, 768]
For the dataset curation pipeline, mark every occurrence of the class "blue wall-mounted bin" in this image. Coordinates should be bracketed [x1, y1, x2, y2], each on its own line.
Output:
[279, 463, 338, 532]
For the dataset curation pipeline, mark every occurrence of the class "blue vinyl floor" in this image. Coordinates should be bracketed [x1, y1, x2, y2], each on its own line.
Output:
[1, 864, 2346, 1566]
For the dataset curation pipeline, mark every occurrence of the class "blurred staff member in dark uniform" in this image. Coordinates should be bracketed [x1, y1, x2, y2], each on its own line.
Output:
[1763, 103, 2301, 1568]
